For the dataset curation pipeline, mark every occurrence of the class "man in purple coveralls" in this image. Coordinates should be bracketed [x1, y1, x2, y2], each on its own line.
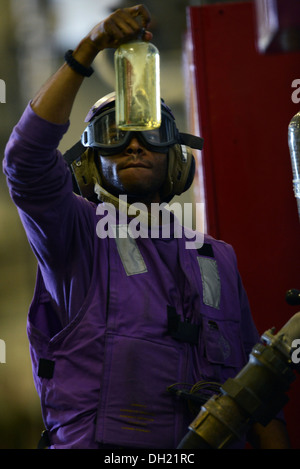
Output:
[3, 5, 290, 449]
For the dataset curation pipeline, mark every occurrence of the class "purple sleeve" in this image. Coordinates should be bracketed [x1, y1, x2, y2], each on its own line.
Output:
[3, 102, 96, 326]
[3, 102, 71, 207]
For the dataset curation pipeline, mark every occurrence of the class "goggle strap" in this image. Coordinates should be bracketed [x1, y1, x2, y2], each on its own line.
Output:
[64, 133, 204, 167]
[63, 140, 86, 167]
[179, 132, 204, 150]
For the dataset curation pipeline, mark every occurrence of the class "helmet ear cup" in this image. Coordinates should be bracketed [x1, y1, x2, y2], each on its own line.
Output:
[71, 147, 102, 202]
[161, 144, 195, 203]
[69, 143, 195, 204]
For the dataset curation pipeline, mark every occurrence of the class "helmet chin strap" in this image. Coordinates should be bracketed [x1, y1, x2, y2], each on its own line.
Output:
[94, 181, 159, 225]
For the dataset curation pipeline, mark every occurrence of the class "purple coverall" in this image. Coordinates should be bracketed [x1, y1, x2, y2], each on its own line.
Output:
[3, 103, 260, 449]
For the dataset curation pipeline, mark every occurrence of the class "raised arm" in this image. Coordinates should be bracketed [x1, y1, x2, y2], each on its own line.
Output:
[31, 4, 152, 124]
[3, 5, 153, 325]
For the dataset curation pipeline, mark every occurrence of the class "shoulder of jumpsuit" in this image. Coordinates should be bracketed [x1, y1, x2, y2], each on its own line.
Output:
[182, 227, 237, 261]
[6, 101, 100, 223]
[203, 233, 236, 257]
[206, 234, 239, 270]
[195, 233, 240, 279]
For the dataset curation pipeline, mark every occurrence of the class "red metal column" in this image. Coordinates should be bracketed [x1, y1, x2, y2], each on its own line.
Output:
[186, 1, 300, 449]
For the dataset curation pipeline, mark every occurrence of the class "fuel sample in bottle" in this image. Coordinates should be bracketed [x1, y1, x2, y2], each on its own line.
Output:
[114, 36, 161, 131]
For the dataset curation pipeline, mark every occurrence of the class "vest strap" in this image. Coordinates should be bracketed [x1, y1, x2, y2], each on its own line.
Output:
[37, 430, 51, 449]
[197, 243, 214, 258]
[38, 358, 55, 379]
[167, 305, 199, 345]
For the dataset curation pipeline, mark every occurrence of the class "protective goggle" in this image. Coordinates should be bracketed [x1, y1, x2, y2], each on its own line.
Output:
[81, 108, 180, 155]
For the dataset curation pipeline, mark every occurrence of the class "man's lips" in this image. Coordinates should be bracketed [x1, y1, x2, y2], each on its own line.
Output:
[121, 162, 151, 170]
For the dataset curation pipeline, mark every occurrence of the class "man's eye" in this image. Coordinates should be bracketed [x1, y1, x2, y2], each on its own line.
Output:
[109, 134, 118, 142]
[109, 130, 126, 143]
[145, 130, 160, 142]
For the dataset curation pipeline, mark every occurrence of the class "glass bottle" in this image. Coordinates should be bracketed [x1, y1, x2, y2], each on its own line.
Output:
[114, 38, 161, 131]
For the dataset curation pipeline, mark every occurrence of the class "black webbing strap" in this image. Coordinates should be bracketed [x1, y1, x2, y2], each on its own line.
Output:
[179, 132, 204, 150]
[63, 141, 88, 196]
[167, 305, 199, 345]
[63, 140, 85, 167]
[38, 358, 55, 379]
[197, 243, 214, 258]
[36, 359, 54, 449]
[37, 430, 51, 449]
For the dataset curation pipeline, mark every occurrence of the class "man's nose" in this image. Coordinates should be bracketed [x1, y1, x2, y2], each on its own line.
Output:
[125, 137, 145, 155]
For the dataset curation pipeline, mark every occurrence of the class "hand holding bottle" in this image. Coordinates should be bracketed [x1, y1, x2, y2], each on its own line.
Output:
[31, 5, 153, 125]
[86, 4, 153, 52]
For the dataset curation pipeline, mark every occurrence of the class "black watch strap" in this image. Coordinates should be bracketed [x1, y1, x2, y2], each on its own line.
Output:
[64, 49, 94, 77]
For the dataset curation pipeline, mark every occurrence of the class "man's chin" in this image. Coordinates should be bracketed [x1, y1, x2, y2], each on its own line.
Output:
[101, 180, 162, 204]
[124, 191, 157, 205]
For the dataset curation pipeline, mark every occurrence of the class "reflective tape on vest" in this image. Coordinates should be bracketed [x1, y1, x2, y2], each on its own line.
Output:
[197, 256, 221, 309]
[112, 224, 148, 276]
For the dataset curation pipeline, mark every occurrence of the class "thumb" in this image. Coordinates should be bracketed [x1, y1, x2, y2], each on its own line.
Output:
[143, 30, 153, 41]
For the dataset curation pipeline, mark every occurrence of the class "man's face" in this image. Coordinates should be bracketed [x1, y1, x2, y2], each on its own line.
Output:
[98, 136, 168, 204]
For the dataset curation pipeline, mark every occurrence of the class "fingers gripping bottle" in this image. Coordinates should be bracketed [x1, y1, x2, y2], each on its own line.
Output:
[114, 36, 161, 131]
